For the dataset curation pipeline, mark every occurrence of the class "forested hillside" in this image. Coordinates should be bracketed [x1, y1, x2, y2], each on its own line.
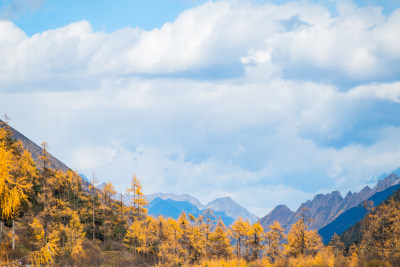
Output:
[1, 119, 400, 266]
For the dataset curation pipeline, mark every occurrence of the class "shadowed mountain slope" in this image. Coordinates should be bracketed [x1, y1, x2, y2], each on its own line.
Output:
[260, 174, 400, 232]
[318, 184, 400, 244]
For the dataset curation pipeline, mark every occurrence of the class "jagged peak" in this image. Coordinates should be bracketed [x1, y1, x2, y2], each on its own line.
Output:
[345, 191, 354, 198]
[374, 173, 400, 190]
[312, 190, 342, 202]
[272, 204, 293, 213]
[331, 190, 342, 197]
[360, 185, 372, 193]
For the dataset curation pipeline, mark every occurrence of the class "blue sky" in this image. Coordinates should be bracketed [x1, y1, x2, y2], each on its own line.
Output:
[1, 0, 400, 216]
[2, 0, 210, 35]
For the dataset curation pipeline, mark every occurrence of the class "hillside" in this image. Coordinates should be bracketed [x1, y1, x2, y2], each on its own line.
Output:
[338, 186, 400, 261]
[0, 120, 92, 192]
[0, 119, 69, 172]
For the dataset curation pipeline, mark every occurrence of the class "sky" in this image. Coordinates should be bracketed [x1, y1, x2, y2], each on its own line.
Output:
[1, 0, 400, 217]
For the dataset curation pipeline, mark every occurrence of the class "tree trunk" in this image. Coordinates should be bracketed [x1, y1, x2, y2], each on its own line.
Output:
[12, 219, 15, 250]
[0, 221, 3, 242]
[93, 197, 96, 241]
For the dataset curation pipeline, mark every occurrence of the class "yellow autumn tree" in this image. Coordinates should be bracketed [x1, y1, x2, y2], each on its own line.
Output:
[61, 211, 86, 259]
[209, 218, 232, 260]
[327, 233, 347, 267]
[178, 211, 191, 262]
[29, 218, 45, 250]
[230, 217, 251, 259]
[124, 218, 146, 253]
[285, 216, 323, 257]
[0, 121, 35, 251]
[265, 221, 285, 262]
[188, 216, 206, 264]
[246, 222, 264, 261]
[359, 198, 400, 263]
[100, 181, 116, 244]
[37, 142, 59, 237]
[158, 216, 184, 265]
[89, 171, 99, 241]
[201, 208, 216, 259]
[127, 174, 148, 219]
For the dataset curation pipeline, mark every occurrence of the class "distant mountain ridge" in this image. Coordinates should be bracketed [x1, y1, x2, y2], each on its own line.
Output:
[143, 193, 258, 224]
[260, 174, 400, 232]
[318, 183, 400, 244]
[146, 197, 235, 226]
[146, 193, 205, 209]
[205, 197, 259, 224]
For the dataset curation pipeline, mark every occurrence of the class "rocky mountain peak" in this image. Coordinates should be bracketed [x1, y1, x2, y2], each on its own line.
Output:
[274, 204, 292, 213]
[359, 186, 372, 194]
[260, 204, 293, 229]
[374, 174, 400, 191]
[312, 191, 342, 202]
[345, 191, 354, 198]
[206, 196, 258, 224]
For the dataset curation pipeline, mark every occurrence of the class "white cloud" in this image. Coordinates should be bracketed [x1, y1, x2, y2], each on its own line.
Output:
[347, 82, 400, 103]
[1, 0, 399, 89]
[1, 1, 400, 216]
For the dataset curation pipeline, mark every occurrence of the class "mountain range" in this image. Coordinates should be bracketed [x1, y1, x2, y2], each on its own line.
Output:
[318, 183, 400, 244]
[145, 193, 259, 225]
[146, 197, 235, 226]
[146, 193, 205, 209]
[260, 173, 400, 233]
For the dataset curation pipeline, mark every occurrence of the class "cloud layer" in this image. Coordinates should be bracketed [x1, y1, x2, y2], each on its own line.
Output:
[1, 0, 400, 216]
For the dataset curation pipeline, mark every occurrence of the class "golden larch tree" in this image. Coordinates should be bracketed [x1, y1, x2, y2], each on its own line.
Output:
[265, 221, 285, 262]
[127, 174, 148, 219]
[209, 218, 232, 260]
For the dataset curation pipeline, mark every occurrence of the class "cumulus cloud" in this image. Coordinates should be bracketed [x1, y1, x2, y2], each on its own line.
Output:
[1, 0, 400, 216]
[347, 82, 400, 103]
[1, 1, 400, 90]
